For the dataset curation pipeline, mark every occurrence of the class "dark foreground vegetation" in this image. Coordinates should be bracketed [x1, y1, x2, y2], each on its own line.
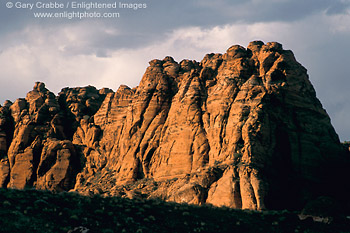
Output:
[0, 188, 349, 233]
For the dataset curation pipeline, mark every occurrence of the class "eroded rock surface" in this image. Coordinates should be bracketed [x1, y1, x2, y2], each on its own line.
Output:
[0, 83, 105, 191]
[1, 42, 349, 210]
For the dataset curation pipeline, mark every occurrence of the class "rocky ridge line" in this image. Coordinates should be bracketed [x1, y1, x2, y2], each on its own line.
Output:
[0, 41, 349, 211]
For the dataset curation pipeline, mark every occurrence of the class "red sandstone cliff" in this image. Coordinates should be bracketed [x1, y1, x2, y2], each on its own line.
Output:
[0, 41, 348, 210]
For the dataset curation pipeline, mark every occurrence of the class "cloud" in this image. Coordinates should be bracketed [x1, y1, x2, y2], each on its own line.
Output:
[193, 0, 348, 23]
[0, 15, 331, 97]
[0, 23, 136, 100]
[1, 1, 350, 140]
[326, 12, 350, 33]
[2, 0, 348, 35]
[0, 22, 254, 104]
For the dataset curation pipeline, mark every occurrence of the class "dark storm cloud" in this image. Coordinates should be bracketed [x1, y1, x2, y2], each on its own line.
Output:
[325, 0, 350, 15]
[2, 0, 348, 47]
[191, 0, 349, 23]
[1, 0, 348, 58]
[0, 0, 349, 140]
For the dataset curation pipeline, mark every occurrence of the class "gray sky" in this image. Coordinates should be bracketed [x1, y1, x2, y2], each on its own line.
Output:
[1, 0, 350, 141]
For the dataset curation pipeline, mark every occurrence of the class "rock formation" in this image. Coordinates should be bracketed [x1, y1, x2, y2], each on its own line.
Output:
[0, 41, 349, 210]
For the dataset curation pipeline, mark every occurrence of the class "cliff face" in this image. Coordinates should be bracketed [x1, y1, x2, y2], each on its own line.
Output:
[0, 41, 348, 210]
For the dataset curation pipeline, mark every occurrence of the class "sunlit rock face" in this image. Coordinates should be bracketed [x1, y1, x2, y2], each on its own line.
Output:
[1, 41, 348, 210]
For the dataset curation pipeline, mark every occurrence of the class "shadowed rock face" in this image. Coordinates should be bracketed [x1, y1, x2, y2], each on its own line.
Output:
[0, 41, 348, 210]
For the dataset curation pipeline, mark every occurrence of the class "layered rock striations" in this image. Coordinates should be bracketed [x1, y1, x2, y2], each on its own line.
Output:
[0, 41, 348, 210]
